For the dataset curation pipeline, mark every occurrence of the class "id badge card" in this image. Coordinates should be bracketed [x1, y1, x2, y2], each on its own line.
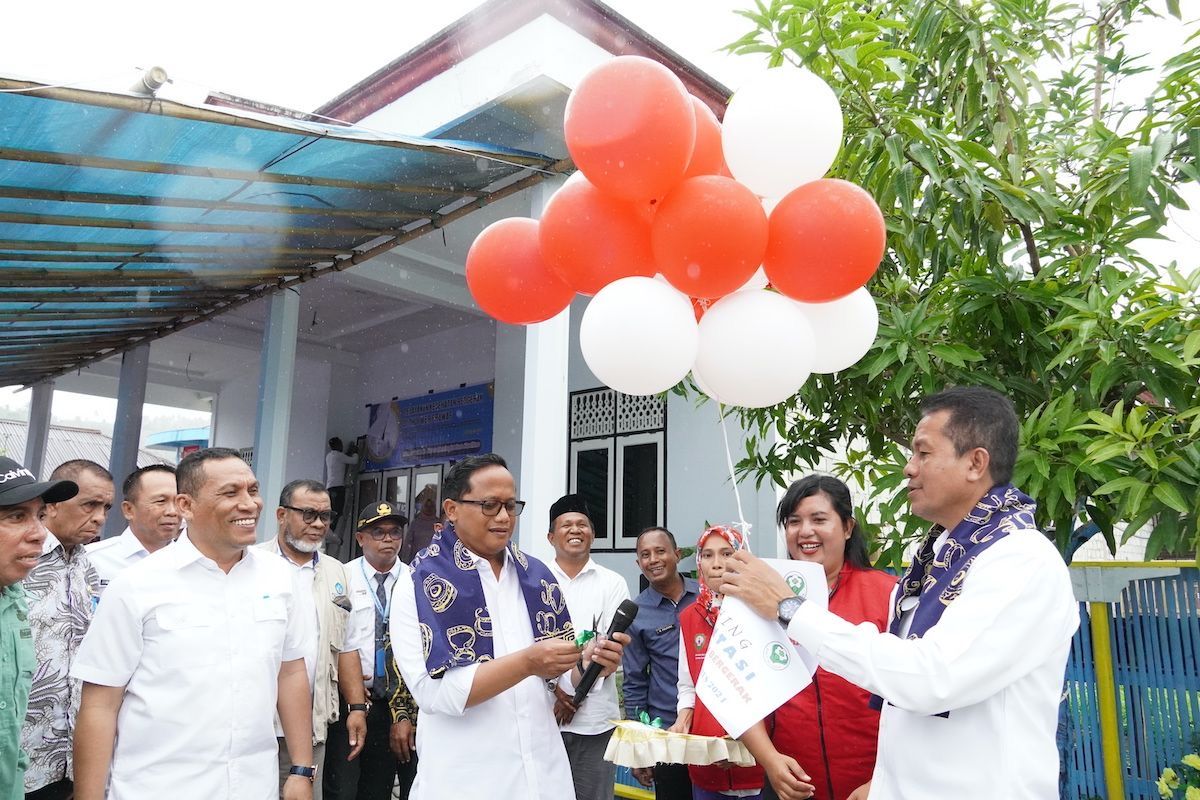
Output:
[375, 647, 387, 681]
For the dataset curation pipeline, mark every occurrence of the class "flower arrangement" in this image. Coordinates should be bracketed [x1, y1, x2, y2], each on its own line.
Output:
[1157, 752, 1200, 799]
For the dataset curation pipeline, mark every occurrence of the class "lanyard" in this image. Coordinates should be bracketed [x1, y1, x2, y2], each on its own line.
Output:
[360, 559, 394, 620]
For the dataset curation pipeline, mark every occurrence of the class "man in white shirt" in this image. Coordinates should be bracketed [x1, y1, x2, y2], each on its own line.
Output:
[86, 465, 180, 589]
[325, 438, 357, 527]
[71, 447, 316, 800]
[260, 479, 369, 800]
[545, 493, 631, 800]
[334, 501, 419, 800]
[723, 386, 1078, 800]
[389, 453, 628, 800]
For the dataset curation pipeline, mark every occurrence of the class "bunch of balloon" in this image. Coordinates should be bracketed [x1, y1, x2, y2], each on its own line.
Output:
[464, 56, 885, 408]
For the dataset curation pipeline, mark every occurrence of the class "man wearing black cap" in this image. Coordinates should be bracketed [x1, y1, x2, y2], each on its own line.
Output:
[546, 493, 631, 800]
[0, 455, 78, 800]
[333, 501, 419, 800]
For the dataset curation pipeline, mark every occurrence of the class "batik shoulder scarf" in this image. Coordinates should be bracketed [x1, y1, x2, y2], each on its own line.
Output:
[411, 521, 575, 678]
[870, 483, 1037, 712]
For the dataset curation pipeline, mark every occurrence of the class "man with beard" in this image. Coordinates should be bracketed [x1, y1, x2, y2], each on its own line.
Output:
[87, 465, 181, 589]
[261, 479, 370, 799]
[22, 460, 112, 799]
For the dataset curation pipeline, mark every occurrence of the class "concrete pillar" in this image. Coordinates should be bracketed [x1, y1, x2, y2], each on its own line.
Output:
[253, 289, 299, 541]
[516, 175, 568, 561]
[25, 380, 54, 479]
[102, 344, 149, 538]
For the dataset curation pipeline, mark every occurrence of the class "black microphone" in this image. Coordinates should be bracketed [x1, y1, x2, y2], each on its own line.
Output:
[573, 599, 639, 706]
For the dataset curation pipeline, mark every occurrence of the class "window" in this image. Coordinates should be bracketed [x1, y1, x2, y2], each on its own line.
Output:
[568, 389, 665, 551]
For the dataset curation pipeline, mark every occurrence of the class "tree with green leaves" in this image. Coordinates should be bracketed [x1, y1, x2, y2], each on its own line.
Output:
[721, 0, 1200, 563]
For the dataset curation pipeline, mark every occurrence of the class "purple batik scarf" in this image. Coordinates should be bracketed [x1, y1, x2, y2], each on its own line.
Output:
[870, 483, 1037, 712]
[411, 521, 575, 678]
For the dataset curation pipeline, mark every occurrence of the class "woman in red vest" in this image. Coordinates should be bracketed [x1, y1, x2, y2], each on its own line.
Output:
[741, 475, 897, 800]
[671, 524, 766, 800]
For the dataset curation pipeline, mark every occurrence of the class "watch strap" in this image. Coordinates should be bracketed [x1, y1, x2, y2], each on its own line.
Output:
[348, 702, 369, 713]
[288, 765, 317, 782]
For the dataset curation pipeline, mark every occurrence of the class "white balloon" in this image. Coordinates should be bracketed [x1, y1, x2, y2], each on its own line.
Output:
[689, 366, 723, 403]
[580, 277, 699, 396]
[722, 68, 843, 199]
[736, 267, 769, 292]
[793, 288, 880, 374]
[693, 290, 815, 408]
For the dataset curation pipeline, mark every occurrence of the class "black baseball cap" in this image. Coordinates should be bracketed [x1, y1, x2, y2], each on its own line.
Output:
[356, 500, 409, 530]
[0, 456, 78, 507]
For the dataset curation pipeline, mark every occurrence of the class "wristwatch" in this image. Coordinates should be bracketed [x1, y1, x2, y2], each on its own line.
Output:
[288, 765, 317, 783]
[777, 595, 805, 626]
[347, 702, 369, 714]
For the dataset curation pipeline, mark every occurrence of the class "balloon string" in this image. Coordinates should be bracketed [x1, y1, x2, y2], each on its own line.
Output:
[716, 401, 752, 551]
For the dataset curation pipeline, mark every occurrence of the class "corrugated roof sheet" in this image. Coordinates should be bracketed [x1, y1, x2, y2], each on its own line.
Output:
[0, 417, 172, 479]
[0, 78, 566, 386]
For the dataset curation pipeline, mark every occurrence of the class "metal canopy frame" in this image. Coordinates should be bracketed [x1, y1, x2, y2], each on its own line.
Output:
[0, 78, 569, 386]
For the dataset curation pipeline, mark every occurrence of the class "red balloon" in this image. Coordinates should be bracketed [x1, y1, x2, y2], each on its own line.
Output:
[466, 218, 574, 325]
[683, 96, 729, 178]
[539, 176, 656, 295]
[691, 297, 711, 321]
[764, 179, 886, 302]
[652, 176, 767, 299]
[564, 56, 696, 203]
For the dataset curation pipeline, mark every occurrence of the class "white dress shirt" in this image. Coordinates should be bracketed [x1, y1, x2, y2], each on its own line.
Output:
[785, 528, 1078, 800]
[85, 528, 152, 589]
[548, 557, 630, 736]
[390, 550, 575, 800]
[346, 555, 406, 689]
[71, 533, 307, 800]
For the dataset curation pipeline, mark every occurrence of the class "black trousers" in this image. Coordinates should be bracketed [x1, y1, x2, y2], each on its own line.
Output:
[25, 780, 72, 800]
[653, 762, 693, 800]
[325, 699, 417, 800]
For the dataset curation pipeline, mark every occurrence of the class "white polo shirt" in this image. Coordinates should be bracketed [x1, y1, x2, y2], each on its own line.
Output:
[85, 528, 152, 589]
[548, 557, 631, 736]
[72, 533, 306, 800]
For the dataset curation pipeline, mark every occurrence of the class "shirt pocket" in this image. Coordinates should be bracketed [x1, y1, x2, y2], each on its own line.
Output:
[252, 596, 289, 658]
[156, 604, 218, 666]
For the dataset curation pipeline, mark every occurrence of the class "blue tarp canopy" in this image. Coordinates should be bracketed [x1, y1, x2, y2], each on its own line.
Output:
[0, 77, 565, 386]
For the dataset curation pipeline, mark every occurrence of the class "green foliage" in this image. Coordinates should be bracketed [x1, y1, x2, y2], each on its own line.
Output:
[725, 0, 1200, 563]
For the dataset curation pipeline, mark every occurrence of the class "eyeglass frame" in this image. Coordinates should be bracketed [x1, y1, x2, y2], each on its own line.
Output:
[280, 504, 334, 525]
[359, 523, 404, 540]
[455, 498, 527, 517]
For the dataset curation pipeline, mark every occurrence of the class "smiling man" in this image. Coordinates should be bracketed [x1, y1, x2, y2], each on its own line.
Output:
[71, 448, 315, 800]
[389, 454, 628, 800]
[21, 460, 111, 800]
[545, 494, 631, 800]
[722, 386, 1079, 800]
[0, 456, 77, 800]
[87, 465, 180, 589]
[260, 479, 369, 800]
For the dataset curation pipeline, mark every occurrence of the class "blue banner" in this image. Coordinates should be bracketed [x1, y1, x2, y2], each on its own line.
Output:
[364, 382, 495, 471]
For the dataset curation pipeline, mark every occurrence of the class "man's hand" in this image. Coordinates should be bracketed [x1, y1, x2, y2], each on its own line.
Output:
[282, 775, 314, 800]
[667, 707, 693, 734]
[581, 631, 630, 677]
[346, 708, 367, 761]
[553, 686, 578, 725]
[762, 753, 815, 800]
[390, 719, 416, 763]
[721, 551, 793, 620]
[631, 766, 655, 787]
[524, 638, 582, 679]
[847, 780, 872, 800]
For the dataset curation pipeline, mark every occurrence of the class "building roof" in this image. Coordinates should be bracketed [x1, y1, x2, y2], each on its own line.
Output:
[0, 78, 565, 387]
[0, 417, 173, 479]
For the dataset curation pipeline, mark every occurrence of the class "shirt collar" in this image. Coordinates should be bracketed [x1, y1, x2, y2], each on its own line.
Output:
[270, 537, 318, 569]
[363, 556, 402, 581]
[550, 556, 596, 581]
[40, 526, 63, 556]
[645, 575, 699, 605]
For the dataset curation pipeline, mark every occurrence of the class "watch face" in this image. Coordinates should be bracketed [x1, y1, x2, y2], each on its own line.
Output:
[779, 597, 803, 621]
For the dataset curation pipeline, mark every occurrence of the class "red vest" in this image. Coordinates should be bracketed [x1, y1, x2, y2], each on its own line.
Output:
[772, 564, 897, 800]
[679, 600, 766, 792]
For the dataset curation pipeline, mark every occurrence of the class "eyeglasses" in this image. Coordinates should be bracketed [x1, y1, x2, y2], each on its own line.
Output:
[362, 526, 402, 540]
[281, 505, 333, 524]
[456, 498, 527, 517]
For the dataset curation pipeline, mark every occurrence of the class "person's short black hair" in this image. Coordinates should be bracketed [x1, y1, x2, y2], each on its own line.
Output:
[442, 454, 508, 501]
[280, 479, 327, 507]
[329, 437, 343, 451]
[777, 474, 870, 569]
[921, 386, 1019, 484]
[49, 459, 112, 485]
[176, 447, 248, 497]
[636, 526, 677, 550]
[123, 464, 177, 503]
